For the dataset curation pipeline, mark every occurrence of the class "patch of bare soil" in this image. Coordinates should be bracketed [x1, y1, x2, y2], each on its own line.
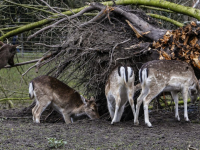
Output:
[0, 108, 200, 150]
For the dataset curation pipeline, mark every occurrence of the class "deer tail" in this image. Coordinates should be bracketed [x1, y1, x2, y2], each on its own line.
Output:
[139, 68, 148, 84]
[29, 82, 34, 99]
[118, 66, 133, 83]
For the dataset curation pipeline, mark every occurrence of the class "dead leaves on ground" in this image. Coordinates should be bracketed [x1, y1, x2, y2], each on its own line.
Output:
[153, 21, 200, 69]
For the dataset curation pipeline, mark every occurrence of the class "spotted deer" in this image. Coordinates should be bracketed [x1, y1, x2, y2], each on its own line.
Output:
[29, 75, 100, 123]
[134, 60, 200, 127]
[105, 66, 136, 124]
[0, 41, 17, 69]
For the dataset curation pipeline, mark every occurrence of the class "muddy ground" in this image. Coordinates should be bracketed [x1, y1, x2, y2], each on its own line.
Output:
[0, 107, 200, 150]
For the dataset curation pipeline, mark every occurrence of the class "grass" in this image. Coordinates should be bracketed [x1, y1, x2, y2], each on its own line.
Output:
[0, 52, 84, 109]
[0, 53, 43, 108]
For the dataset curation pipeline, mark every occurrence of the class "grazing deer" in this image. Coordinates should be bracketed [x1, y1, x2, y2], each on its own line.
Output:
[0, 41, 17, 69]
[29, 75, 100, 123]
[134, 60, 200, 127]
[105, 66, 135, 124]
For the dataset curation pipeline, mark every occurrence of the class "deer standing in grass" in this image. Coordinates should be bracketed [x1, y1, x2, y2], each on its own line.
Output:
[0, 41, 17, 69]
[105, 66, 135, 124]
[29, 75, 100, 123]
[134, 60, 200, 127]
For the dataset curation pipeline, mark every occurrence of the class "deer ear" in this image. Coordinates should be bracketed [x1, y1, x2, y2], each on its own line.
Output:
[90, 96, 95, 101]
[0, 41, 4, 47]
[189, 83, 198, 94]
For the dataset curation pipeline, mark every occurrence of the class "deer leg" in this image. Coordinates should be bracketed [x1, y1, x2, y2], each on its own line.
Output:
[182, 87, 189, 122]
[106, 96, 115, 120]
[116, 103, 125, 122]
[32, 104, 38, 122]
[70, 117, 74, 123]
[111, 93, 121, 124]
[134, 87, 149, 125]
[32, 100, 39, 122]
[61, 111, 72, 124]
[171, 91, 180, 121]
[32, 97, 40, 122]
[32, 98, 51, 123]
[128, 88, 136, 120]
[143, 87, 164, 127]
[143, 97, 152, 127]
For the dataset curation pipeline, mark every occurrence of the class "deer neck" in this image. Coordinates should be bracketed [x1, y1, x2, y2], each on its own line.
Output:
[72, 104, 86, 117]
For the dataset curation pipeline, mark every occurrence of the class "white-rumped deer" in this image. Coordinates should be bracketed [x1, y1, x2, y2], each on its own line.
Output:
[105, 66, 135, 124]
[0, 41, 17, 69]
[134, 60, 200, 127]
[29, 75, 100, 123]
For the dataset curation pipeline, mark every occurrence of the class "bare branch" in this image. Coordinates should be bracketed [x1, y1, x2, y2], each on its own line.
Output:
[22, 50, 65, 76]
[34, 43, 61, 48]
[79, 8, 107, 28]
[125, 20, 142, 38]
[27, 5, 95, 40]
[3, 59, 40, 68]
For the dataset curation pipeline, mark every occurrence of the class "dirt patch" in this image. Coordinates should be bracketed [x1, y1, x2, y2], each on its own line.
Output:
[0, 108, 200, 150]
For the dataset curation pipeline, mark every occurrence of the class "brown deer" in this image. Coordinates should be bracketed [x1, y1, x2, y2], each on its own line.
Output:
[134, 60, 200, 127]
[29, 75, 100, 123]
[105, 66, 135, 124]
[0, 41, 17, 69]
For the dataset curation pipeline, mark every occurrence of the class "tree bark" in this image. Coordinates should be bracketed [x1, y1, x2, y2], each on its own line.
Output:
[103, 0, 200, 20]
[147, 13, 184, 27]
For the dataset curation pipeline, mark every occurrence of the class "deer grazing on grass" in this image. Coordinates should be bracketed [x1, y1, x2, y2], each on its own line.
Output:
[134, 60, 200, 127]
[29, 75, 100, 123]
[105, 66, 136, 124]
[0, 41, 17, 69]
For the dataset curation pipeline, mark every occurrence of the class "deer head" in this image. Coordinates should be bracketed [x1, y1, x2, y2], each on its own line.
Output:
[0, 41, 17, 69]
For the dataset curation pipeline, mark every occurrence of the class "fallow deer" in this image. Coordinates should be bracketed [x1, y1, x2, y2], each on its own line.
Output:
[29, 75, 100, 123]
[105, 66, 135, 124]
[0, 41, 17, 69]
[134, 60, 200, 127]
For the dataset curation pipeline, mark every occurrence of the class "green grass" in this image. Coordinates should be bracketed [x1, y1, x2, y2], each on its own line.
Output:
[0, 53, 44, 108]
[0, 52, 83, 109]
